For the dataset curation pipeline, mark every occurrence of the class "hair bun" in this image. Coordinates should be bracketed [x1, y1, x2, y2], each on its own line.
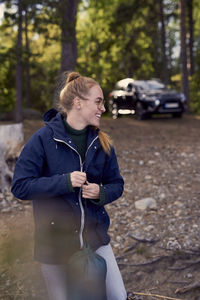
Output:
[66, 72, 81, 83]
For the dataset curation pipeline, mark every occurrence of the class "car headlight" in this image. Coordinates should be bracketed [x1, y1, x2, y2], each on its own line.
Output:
[143, 96, 160, 103]
[179, 93, 186, 102]
[141, 93, 146, 99]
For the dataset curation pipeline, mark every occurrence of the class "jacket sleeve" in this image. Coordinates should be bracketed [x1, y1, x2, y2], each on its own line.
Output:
[101, 147, 124, 205]
[11, 131, 70, 200]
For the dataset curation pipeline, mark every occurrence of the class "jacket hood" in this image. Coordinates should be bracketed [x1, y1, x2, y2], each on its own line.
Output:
[43, 108, 59, 122]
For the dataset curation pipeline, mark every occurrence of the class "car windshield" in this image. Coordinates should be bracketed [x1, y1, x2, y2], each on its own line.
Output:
[134, 80, 166, 91]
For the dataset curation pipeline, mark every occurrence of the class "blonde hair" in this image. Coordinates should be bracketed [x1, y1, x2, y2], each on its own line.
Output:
[98, 130, 113, 155]
[58, 71, 112, 155]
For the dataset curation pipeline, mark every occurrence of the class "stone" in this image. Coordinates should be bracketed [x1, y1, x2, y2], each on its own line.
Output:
[135, 198, 157, 210]
[144, 175, 152, 180]
[159, 193, 166, 200]
[1, 207, 12, 213]
[145, 225, 155, 232]
[166, 238, 181, 250]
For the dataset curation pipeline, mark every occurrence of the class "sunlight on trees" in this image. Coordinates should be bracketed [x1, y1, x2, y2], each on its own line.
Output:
[0, 0, 200, 117]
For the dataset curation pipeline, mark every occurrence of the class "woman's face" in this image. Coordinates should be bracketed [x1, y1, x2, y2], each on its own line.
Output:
[80, 85, 106, 127]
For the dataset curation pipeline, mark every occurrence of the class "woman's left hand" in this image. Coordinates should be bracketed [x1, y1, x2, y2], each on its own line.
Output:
[82, 181, 100, 199]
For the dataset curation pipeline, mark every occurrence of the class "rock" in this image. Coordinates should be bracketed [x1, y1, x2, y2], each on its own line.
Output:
[1, 207, 13, 213]
[174, 200, 184, 207]
[159, 193, 166, 200]
[166, 238, 181, 250]
[175, 210, 182, 217]
[154, 152, 160, 156]
[145, 225, 155, 232]
[135, 198, 157, 210]
[0, 199, 8, 208]
[144, 175, 152, 180]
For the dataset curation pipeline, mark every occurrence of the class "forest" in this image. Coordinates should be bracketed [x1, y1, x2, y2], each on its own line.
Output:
[0, 0, 200, 122]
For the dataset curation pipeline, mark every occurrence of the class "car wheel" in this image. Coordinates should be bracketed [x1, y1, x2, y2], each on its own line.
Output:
[172, 112, 182, 118]
[135, 102, 148, 120]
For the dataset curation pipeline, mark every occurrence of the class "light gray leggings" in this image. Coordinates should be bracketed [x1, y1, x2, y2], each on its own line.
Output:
[41, 244, 127, 300]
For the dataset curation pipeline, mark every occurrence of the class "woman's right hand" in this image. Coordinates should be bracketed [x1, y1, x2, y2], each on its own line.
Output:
[70, 171, 87, 188]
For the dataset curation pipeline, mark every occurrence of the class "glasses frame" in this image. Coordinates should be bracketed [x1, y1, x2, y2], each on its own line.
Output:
[81, 97, 105, 110]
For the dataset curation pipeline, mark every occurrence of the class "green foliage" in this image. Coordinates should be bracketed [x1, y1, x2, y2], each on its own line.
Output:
[0, 2, 61, 114]
[0, 20, 16, 113]
[0, 0, 200, 115]
[77, 0, 160, 96]
[23, 24, 61, 112]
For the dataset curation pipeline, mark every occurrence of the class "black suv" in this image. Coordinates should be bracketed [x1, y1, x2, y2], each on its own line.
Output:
[108, 78, 186, 119]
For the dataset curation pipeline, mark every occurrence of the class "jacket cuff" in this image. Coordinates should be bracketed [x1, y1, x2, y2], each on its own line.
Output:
[90, 184, 106, 206]
[66, 173, 75, 193]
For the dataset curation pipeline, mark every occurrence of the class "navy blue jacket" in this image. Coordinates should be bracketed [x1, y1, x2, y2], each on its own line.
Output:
[11, 109, 124, 264]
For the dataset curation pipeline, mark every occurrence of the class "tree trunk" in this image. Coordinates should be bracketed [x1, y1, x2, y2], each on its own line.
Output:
[180, 0, 189, 111]
[187, 0, 194, 75]
[159, 0, 168, 85]
[15, 0, 23, 122]
[60, 0, 79, 73]
[0, 123, 24, 193]
[25, 6, 31, 108]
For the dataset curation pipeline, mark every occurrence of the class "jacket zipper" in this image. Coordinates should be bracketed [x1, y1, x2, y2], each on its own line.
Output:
[53, 136, 98, 249]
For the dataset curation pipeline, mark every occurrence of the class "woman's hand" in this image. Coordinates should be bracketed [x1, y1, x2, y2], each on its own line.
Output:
[70, 171, 86, 188]
[82, 181, 100, 199]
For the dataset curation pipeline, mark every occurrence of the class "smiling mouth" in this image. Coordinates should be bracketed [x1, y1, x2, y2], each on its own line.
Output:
[96, 114, 101, 119]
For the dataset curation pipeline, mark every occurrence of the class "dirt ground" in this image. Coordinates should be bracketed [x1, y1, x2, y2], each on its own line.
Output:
[1, 114, 200, 299]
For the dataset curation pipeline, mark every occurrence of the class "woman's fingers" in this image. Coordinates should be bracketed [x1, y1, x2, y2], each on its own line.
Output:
[70, 174, 100, 199]
[82, 182, 100, 199]
[70, 171, 86, 187]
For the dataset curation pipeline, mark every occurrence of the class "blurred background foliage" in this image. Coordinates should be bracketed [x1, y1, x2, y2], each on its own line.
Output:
[0, 0, 200, 119]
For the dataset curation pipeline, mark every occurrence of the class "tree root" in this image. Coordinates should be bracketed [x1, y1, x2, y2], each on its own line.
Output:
[128, 291, 182, 300]
[175, 281, 200, 294]
[119, 255, 170, 267]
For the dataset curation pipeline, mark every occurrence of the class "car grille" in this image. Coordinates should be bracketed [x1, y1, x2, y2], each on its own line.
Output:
[160, 98, 179, 104]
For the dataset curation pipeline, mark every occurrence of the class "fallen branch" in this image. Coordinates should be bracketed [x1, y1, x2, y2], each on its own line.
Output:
[128, 233, 160, 244]
[175, 281, 200, 294]
[157, 245, 200, 256]
[182, 258, 200, 265]
[116, 249, 136, 260]
[116, 243, 138, 260]
[119, 255, 170, 267]
[169, 258, 200, 271]
[129, 291, 182, 300]
[168, 266, 188, 271]
[123, 242, 138, 253]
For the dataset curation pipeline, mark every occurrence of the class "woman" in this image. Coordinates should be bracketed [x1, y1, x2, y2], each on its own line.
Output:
[12, 72, 127, 300]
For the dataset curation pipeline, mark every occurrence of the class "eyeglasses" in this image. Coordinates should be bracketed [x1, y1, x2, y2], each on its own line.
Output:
[95, 98, 106, 109]
[80, 96, 105, 109]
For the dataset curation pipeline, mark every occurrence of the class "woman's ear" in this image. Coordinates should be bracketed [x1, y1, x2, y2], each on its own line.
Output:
[73, 97, 81, 109]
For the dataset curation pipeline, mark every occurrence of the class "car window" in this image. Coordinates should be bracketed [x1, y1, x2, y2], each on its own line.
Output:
[134, 80, 166, 91]
[147, 80, 165, 90]
[133, 81, 148, 91]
